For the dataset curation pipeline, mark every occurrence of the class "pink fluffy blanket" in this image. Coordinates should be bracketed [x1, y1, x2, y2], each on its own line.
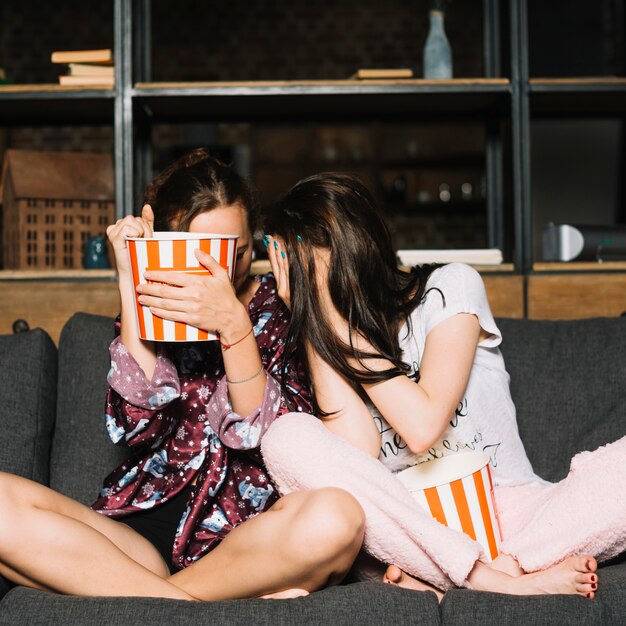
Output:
[261, 413, 626, 590]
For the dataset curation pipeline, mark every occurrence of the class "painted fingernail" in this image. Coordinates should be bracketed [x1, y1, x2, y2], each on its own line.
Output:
[281, 251, 286, 259]
[587, 592, 592, 598]
[262, 238, 268, 249]
[274, 241, 279, 250]
[591, 575, 596, 582]
[592, 583, 597, 590]
[297, 235, 302, 242]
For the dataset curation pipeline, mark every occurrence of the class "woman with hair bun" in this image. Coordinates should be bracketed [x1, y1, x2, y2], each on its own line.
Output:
[0, 151, 365, 601]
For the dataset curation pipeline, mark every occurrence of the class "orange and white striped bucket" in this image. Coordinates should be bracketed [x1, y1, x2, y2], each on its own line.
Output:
[126, 232, 239, 342]
[396, 452, 502, 561]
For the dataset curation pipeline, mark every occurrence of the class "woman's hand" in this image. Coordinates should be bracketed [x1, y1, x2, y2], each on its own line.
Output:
[136, 249, 250, 340]
[266, 236, 291, 310]
[106, 204, 155, 278]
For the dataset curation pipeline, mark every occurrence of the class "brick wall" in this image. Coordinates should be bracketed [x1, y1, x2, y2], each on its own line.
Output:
[0, 0, 489, 254]
[150, 0, 483, 81]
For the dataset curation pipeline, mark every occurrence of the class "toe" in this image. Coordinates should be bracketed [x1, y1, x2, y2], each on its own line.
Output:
[574, 556, 597, 574]
[385, 565, 403, 584]
[575, 572, 595, 585]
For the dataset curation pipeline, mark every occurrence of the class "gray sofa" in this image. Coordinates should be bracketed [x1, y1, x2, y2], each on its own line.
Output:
[0, 312, 624, 626]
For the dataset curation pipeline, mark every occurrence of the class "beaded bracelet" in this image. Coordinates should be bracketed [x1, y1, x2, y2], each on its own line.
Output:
[220, 325, 254, 350]
[226, 363, 265, 385]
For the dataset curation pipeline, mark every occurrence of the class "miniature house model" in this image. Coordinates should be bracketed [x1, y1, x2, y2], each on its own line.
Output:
[1, 149, 114, 270]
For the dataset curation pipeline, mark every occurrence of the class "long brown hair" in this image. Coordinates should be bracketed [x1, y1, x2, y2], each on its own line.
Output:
[144, 148, 257, 232]
[263, 172, 441, 390]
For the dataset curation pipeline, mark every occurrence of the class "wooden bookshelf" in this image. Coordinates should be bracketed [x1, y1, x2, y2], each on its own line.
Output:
[529, 77, 626, 86]
[528, 273, 626, 320]
[0, 269, 117, 280]
[136, 78, 510, 89]
[0, 84, 114, 93]
[533, 262, 626, 272]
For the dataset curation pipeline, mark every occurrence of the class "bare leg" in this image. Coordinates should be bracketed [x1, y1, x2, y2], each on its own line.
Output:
[387, 556, 598, 599]
[0, 472, 193, 599]
[468, 556, 598, 598]
[490, 553, 524, 577]
[168, 487, 365, 600]
[383, 565, 444, 602]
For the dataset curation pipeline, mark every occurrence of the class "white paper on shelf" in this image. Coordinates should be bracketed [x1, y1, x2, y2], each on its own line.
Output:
[397, 249, 503, 266]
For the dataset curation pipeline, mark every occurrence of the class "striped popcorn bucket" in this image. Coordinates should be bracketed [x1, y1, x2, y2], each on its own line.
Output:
[126, 232, 239, 342]
[396, 452, 502, 561]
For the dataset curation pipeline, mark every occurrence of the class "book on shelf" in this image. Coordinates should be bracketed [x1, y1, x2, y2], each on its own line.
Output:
[397, 249, 503, 266]
[68, 63, 114, 77]
[51, 48, 113, 64]
[58, 74, 114, 87]
[349, 68, 414, 80]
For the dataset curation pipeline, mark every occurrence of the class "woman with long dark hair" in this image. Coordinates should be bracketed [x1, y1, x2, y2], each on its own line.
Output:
[262, 172, 626, 599]
[0, 152, 365, 601]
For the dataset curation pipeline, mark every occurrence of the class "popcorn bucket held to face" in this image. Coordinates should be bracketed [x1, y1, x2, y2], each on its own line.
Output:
[126, 232, 239, 342]
[396, 452, 502, 561]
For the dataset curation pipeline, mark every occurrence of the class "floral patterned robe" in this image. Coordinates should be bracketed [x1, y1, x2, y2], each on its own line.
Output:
[91, 274, 313, 570]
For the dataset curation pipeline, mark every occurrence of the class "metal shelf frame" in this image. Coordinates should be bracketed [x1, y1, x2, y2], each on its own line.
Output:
[10, 0, 616, 276]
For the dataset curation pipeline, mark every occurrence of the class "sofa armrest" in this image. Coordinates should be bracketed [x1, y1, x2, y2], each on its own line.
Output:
[0, 328, 57, 484]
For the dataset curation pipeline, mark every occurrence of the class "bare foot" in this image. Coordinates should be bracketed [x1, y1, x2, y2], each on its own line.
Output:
[260, 588, 310, 600]
[508, 556, 598, 598]
[491, 553, 524, 577]
[383, 565, 444, 602]
[470, 556, 598, 599]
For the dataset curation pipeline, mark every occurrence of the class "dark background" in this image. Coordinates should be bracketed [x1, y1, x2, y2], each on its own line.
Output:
[0, 0, 624, 260]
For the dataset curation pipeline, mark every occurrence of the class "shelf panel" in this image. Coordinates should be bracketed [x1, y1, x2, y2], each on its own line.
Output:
[528, 273, 626, 319]
[0, 85, 114, 124]
[0, 269, 117, 281]
[529, 77, 626, 116]
[252, 259, 514, 274]
[133, 79, 511, 121]
[533, 262, 626, 273]
[0, 278, 119, 344]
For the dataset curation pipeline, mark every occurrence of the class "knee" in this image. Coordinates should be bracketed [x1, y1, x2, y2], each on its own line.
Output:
[0, 471, 19, 506]
[286, 487, 365, 566]
[0, 472, 21, 542]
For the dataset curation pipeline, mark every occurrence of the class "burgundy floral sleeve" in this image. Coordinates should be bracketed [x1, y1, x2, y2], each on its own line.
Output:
[205, 282, 313, 450]
[104, 327, 180, 449]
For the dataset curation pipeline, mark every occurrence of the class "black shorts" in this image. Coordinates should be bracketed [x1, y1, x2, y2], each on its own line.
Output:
[120, 485, 192, 574]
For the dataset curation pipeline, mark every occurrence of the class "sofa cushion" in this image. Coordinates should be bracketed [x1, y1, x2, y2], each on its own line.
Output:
[497, 317, 626, 482]
[0, 581, 441, 626]
[440, 584, 607, 626]
[50, 312, 128, 505]
[0, 328, 56, 484]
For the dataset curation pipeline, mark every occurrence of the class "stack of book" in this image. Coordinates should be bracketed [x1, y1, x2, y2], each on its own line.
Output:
[396, 249, 504, 266]
[349, 68, 414, 80]
[51, 49, 114, 87]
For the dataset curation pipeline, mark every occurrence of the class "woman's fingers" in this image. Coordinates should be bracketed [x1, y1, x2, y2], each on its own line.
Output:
[108, 215, 151, 247]
[142, 270, 193, 289]
[141, 204, 155, 237]
[137, 294, 189, 312]
[195, 249, 229, 278]
[143, 306, 199, 325]
[137, 281, 191, 301]
[266, 236, 290, 309]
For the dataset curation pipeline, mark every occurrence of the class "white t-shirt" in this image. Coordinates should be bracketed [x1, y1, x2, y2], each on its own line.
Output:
[372, 263, 547, 487]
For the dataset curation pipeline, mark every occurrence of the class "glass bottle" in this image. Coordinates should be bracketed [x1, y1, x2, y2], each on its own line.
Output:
[423, 10, 453, 79]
